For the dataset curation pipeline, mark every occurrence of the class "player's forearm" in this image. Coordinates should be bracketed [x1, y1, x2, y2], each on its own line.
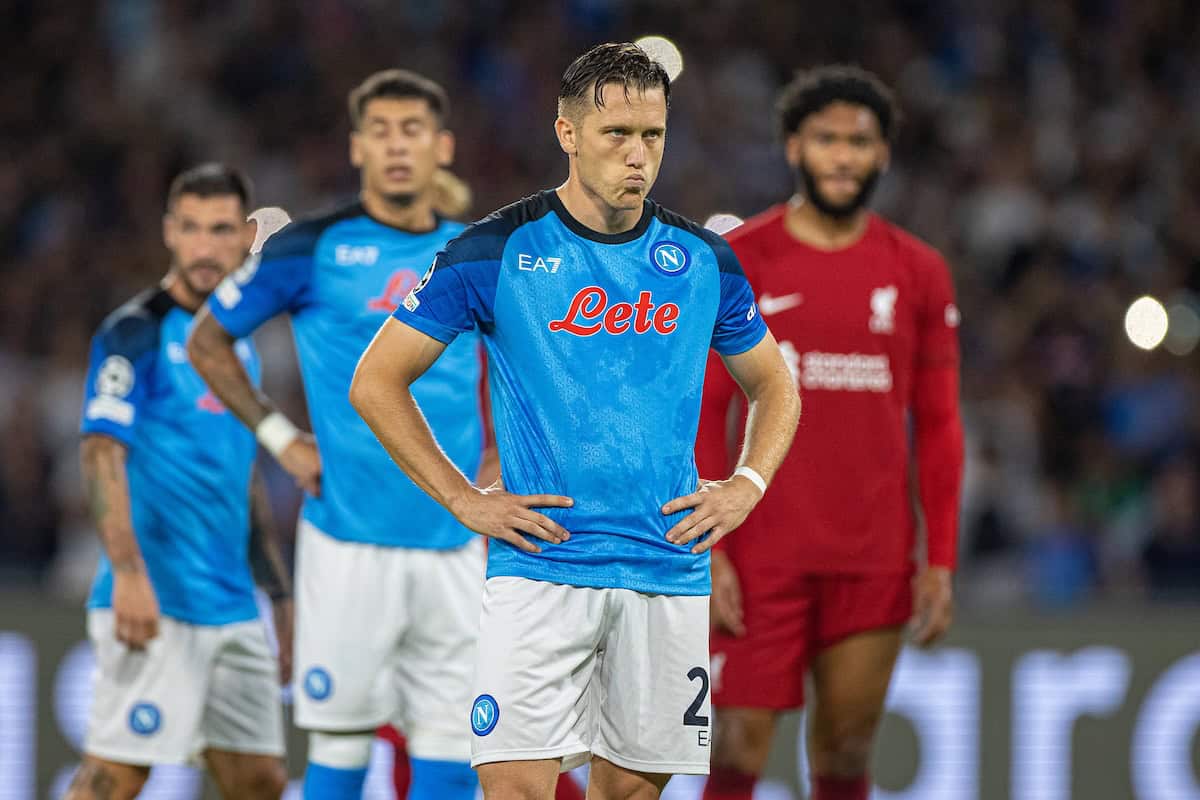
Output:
[736, 374, 801, 488]
[914, 364, 964, 569]
[187, 311, 275, 430]
[350, 368, 475, 513]
[249, 469, 292, 600]
[80, 435, 144, 573]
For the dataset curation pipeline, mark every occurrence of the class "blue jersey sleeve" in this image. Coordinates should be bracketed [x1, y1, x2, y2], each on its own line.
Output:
[709, 237, 768, 355]
[80, 312, 159, 446]
[392, 217, 506, 343]
[207, 223, 316, 338]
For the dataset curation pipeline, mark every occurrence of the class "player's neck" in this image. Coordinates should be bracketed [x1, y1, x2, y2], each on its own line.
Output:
[556, 180, 643, 235]
[360, 190, 438, 233]
[161, 273, 202, 313]
[784, 195, 870, 251]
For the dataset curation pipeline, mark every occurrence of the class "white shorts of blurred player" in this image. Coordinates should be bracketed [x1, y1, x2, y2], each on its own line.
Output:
[292, 520, 484, 761]
[84, 610, 284, 766]
[470, 576, 712, 776]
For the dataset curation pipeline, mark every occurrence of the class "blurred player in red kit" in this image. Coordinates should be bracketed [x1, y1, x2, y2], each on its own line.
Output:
[697, 66, 964, 800]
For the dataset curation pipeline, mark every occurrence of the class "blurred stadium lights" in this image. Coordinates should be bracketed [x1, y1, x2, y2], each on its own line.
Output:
[704, 213, 744, 235]
[1124, 296, 1168, 351]
[1164, 297, 1200, 356]
[634, 35, 684, 81]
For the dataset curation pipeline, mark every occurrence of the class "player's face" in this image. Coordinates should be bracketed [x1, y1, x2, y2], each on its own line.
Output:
[786, 101, 889, 219]
[163, 194, 252, 298]
[559, 83, 667, 213]
[351, 97, 454, 207]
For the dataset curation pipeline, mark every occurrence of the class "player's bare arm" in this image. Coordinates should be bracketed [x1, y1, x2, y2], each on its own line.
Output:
[187, 311, 322, 496]
[664, 330, 801, 553]
[249, 468, 293, 682]
[350, 317, 573, 553]
[80, 434, 158, 649]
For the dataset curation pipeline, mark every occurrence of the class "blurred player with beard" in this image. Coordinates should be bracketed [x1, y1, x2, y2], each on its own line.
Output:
[697, 66, 964, 800]
[188, 70, 491, 800]
[69, 164, 290, 800]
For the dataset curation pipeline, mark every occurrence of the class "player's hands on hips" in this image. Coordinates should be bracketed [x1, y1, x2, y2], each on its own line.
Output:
[909, 566, 954, 647]
[710, 551, 746, 636]
[271, 597, 294, 685]
[278, 434, 322, 496]
[662, 476, 762, 554]
[450, 485, 573, 554]
[112, 567, 160, 649]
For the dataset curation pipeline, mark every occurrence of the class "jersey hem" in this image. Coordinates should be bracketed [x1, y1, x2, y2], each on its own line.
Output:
[485, 564, 711, 597]
[300, 509, 474, 550]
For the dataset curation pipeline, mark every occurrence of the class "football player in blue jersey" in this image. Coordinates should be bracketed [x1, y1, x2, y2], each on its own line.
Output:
[351, 43, 801, 800]
[187, 70, 490, 800]
[68, 164, 290, 800]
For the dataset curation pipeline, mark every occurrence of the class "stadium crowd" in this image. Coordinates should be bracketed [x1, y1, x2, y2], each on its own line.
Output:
[3, 0, 1200, 609]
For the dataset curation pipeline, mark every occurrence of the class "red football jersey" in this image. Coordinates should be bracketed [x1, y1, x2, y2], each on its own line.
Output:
[698, 205, 964, 574]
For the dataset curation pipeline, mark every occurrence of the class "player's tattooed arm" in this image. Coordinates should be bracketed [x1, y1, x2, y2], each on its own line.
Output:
[663, 331, 801, 553]
[80, 435, 159, 648]
[249, 467, 294, 682]
[352, 318, 573, 553]
[248, 468, 291, 601]
[187, 312, 275, 429]
[188, 312, 322, 495]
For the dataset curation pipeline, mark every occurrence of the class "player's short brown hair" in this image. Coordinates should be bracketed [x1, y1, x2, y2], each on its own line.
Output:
[166, 163, 253, 213]
[776, 65, 899, 141]
[348, 69, 450, 130]
[557, 42, 671, 119]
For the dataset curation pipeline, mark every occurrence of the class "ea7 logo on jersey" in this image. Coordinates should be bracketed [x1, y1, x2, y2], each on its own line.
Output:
[869, 286, 898, 334]
[335, 244, 380, 266]
[548, 286, 680, 336]
[518, 253, 562, 273]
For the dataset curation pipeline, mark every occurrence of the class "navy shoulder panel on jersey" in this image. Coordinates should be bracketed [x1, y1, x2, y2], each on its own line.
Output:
[259, 200, 364, 261]
[649, 201, 747, 278]
[96, 288, 177, 358]
[439, 191, 555, 266]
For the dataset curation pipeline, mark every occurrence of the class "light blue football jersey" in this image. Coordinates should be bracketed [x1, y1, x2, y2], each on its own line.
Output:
[394, 190, 767, 595]
[206, 203, 483, 549]
[81, 288, 262, 626]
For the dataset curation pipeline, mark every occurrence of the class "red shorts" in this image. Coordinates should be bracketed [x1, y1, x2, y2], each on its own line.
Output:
[710, 572, 912, 710]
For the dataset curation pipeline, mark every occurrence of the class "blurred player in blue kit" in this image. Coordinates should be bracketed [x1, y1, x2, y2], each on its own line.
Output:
[351, 43, 801, 800]
[188, 70, 490, 800]
[69, 164, 290, 800]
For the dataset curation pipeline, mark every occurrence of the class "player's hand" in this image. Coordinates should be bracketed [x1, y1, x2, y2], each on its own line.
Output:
[661, 476, 762, 554]
[278, 434, 322, 496]
[710, 551, 746, 636]
[271, 597, 294, 685]
[909, 566, 954, 647]
[450, 485, 573, 554]
[112, 568, 160, 650]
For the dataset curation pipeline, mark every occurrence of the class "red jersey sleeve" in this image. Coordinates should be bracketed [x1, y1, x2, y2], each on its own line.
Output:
[912, 248, 964, 569]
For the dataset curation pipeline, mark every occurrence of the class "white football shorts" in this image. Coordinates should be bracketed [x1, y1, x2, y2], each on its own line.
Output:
[292, 520, 484, 761]
[84, 610, 284, 766]
[470, 576, 712, 775]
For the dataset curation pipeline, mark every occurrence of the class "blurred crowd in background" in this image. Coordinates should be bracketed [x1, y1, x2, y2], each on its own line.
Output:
[3, 0, 1200, 610]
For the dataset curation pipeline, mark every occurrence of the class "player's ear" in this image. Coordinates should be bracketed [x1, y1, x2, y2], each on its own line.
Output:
[162, 212, 176, 251]
[349, 130, 364, 169]
[783, 132, 803, 168]
[555, 116, 578, 156]
[435, 128, 455, 168]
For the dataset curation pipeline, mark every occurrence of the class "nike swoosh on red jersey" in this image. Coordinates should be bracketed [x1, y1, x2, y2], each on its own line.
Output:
[757, 293, 803, 315]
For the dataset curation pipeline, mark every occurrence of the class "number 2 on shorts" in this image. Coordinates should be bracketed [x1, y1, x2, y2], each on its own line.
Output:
[684, 666, 710, 726]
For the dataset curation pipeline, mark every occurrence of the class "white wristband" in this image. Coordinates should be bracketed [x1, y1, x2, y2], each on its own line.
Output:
[256, 412, 300, 458]
[734, 465, 767, 495]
